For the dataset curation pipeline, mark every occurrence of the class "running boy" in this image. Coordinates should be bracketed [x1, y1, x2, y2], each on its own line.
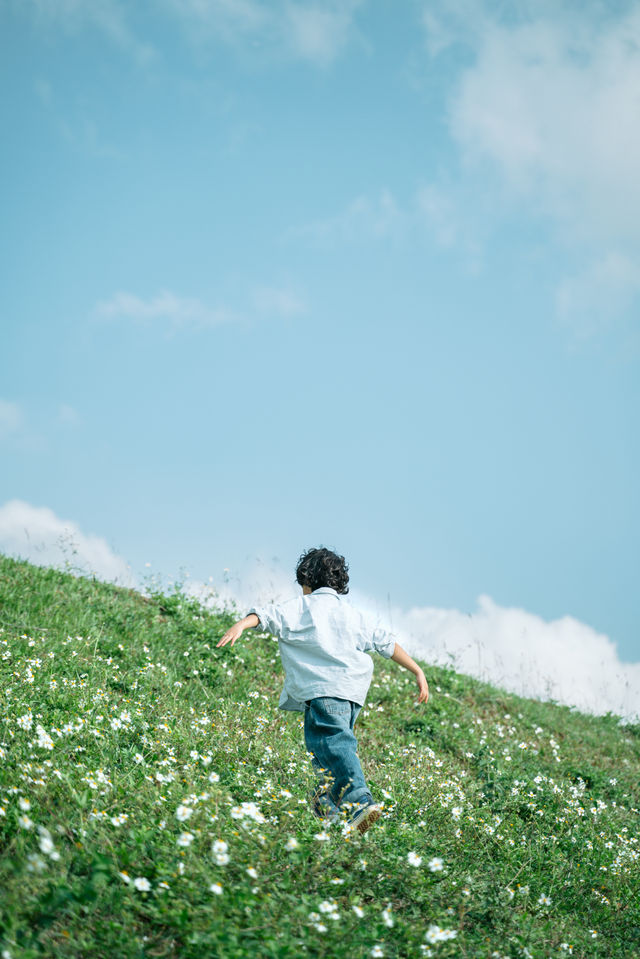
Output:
[216, 547, 429, 834]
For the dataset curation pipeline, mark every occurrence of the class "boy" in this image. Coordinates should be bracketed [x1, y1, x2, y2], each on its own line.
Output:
[217, 547, 429, 835]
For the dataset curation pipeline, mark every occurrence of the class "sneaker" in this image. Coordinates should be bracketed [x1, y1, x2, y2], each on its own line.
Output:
[347, 802, 382, 835]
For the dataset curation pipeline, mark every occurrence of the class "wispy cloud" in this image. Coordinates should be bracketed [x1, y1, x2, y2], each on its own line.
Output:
[164, 0, 365, 66]
[21, 0, 156, 65]
[94, 284, 306, 333]
[160, 0, 269, 45]
[0, 400, 24, 440]
[556, 253, 640, 340]
[95, 290, 239, 332]
[290, 185, 484, 268]
[283, 1, 365, 66]
[57, 404, 82, 427]
[252, 285, 306, 318]
[291, 189, 406, 243]
[22, 0, 365, 67]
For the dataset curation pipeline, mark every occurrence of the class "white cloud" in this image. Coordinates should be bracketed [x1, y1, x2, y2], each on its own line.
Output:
[0, 500, 134, 586]
[95, 285, 305, 332]
[375, 593, 640, 725]
[0, 400, 24, 439]
[448, 12, 640, 242]
[190, 556, 640, 723]
[422, 2, 640, 332]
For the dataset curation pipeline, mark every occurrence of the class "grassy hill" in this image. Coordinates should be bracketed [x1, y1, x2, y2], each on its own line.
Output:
[0, 554, 638, 959]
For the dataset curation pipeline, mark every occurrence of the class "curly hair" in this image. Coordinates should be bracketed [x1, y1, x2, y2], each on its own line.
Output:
[295, 547, 350, 595]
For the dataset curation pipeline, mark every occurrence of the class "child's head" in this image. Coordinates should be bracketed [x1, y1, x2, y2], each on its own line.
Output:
[295, 547, 350, 595]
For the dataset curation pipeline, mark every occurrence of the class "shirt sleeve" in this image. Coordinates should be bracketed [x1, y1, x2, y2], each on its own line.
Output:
[371, 624, 396, 659]
[356, 610, 396, 659]
[247, 603, 284, 638]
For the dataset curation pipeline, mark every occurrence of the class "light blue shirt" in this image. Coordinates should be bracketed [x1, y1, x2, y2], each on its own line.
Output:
[248, 586, 397, 712]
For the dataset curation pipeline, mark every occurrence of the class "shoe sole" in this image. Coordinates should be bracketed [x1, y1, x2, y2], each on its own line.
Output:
[353, 805, 382, 834]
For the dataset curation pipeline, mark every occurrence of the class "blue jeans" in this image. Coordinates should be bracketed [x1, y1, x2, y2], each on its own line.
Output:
[304, 697, 373, 810]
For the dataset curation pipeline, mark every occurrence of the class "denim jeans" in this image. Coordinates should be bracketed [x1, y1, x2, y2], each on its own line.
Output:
[304, 696, 373, 810]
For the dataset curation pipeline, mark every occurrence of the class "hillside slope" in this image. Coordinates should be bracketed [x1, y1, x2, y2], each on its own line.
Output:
[0, 554, 638, 959]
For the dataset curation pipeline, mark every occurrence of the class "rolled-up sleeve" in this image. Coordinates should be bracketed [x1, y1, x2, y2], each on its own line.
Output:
[356, 611, 396, 659]
[247, 603, 284, 638]
[371, 625, 396, 659]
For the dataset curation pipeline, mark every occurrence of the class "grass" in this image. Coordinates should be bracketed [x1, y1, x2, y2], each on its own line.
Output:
[0, 552, 638, 959]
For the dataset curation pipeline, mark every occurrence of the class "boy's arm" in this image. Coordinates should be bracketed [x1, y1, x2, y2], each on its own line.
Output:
[216, 613, 260, 648]
[390, 643, 429, 704]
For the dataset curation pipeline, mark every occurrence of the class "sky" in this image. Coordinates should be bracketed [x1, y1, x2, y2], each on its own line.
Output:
[1, 0, 639, 720]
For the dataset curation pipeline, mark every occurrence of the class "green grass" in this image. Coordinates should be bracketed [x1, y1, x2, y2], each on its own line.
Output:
[0, 553, 638, 959]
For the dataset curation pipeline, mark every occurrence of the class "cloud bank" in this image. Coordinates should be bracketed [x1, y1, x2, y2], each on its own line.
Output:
[188, 555, 640, 724]
[0, 499, 134, 587]
[1, 502, 637, 723]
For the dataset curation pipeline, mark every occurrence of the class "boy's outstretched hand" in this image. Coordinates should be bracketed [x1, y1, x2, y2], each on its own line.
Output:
[216, 623, 244, 648]
[216, 613, 260, 649]
[390, 642, 429, 704]
[416, 671, 429, 704]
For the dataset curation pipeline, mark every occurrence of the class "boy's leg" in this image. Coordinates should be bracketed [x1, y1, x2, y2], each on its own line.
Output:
[309, 753, 340, 819]
[304, 702, 340, 820]
[304, 698, 373, 810]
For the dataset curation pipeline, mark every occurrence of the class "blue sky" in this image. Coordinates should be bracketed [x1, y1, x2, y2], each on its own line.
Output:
[1, 1, 639, 701]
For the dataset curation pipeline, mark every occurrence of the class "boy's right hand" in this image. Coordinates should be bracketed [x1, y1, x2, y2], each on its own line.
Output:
[216, 624, 244, 648]
[416, 671, 429, 704]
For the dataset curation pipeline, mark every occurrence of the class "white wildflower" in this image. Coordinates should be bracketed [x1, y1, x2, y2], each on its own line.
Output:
[425, 925, 457, 943]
